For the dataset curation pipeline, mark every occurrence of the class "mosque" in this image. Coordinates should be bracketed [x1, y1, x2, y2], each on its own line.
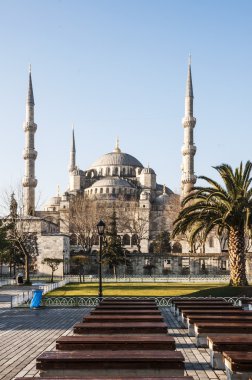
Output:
[19, 63, 246, 277]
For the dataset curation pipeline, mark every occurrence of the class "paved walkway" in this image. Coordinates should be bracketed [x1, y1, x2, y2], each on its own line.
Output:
[0, 285, 41, 310]
[0, 307, 227, 380]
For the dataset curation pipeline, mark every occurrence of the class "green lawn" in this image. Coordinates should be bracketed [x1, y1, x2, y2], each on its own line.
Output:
[45, 282, 252, 297]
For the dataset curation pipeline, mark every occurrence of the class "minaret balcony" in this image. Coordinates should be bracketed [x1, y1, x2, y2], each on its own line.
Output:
[181, 145, 197, 155]
[182, 116, 196, 128]
[23, 149, 37, 160]
[22, 177, 37, 187]
[23, 121, 37, 132]
[182, 173, 197, 184]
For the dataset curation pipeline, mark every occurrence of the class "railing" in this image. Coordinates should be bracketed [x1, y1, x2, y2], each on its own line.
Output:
[0, 278, 16, 287]
[42, 295, 249, 308]
[63, 274, 232, 283]
[10, 279, 70, 308]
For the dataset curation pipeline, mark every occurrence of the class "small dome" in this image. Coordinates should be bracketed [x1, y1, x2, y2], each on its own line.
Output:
[46, 196, 61, 206]
[141, 167, 155, 175]
[154, 193, 169, 205]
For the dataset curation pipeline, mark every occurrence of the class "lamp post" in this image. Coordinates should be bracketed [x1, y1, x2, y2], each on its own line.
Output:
[97, 220, 105, 301]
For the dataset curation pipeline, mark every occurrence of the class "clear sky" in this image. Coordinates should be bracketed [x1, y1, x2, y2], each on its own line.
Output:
[0, 0, 252, 210]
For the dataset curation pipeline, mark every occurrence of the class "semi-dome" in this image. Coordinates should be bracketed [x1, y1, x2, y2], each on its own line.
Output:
[89, 177, 134, 188]
[90, 152, 143, 169]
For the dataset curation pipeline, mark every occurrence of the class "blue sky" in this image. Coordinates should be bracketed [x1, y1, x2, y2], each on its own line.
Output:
[0, 0, 252, 209]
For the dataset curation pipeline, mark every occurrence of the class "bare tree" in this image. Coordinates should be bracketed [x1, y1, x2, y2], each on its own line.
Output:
[2, 193, 38, 284]
[42, 257, 63, 283]
[118, 200, 149, 252]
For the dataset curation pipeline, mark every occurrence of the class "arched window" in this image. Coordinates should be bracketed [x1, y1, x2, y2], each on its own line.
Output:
[106, 187, 109, 194]
[112, 188, 115, 194]
[95, 188, 97, 194]
[100, 188, 103, 194]
[106, 167, 110, 176]
[122, 168, 126, 175]
[90, 189, 93, 194]
[122, 234, 130, 245]
[172, 242, 182, 253]
[209, 236, 214, 248]
[114, 167, 119, 175]
[132, 234, 138, 246]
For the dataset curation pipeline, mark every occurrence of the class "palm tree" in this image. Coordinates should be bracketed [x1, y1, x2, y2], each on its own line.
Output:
[173, 161, 252, 286]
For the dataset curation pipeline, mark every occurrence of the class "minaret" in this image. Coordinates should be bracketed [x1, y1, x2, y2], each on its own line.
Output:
[181, 57, 197, 198]
[69, 125, 76, 172]
[22, 66, 37, 215]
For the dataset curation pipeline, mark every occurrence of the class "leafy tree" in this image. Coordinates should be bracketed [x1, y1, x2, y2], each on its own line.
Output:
[102, 209, 127, 278]
[173, 161, 252, 286]
[151, 231, 172, 253]
[42, 258, 63, 283]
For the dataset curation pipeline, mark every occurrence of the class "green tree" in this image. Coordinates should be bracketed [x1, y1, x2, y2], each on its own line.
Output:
[152, 231, 172, 253]
[173, 161, 252, 286]
[71, 254, 88, 282]
[102, 209, 127, 278]
[42, 258, 63, 283]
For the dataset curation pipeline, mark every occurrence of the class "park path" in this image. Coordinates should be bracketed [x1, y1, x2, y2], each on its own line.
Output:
[0, 307, 89, 379]
[0, 306, 227, 380]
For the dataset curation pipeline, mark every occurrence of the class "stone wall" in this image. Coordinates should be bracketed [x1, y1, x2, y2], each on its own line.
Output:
[37, 234, 70, 276]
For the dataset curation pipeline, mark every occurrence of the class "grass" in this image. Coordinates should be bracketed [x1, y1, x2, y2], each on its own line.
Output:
[45, 282, 252, 297]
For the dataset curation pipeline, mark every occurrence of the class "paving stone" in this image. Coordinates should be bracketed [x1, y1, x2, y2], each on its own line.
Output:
[0, 306, 228, 380]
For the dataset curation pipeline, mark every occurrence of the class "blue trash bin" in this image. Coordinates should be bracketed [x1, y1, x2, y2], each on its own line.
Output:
[30, 289, 43, 309]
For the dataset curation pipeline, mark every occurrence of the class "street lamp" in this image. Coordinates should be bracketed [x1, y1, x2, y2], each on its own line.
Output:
[97, 220, 105, 301]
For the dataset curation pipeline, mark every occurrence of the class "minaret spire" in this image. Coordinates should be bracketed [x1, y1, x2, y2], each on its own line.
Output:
[181, 57, 197, 198]
[69, 125, 76, 172]
[22, 66, 37, 215]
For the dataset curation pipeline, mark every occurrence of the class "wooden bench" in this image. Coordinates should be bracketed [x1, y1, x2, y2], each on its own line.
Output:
[171, 299, 231, 313]
[174, 302, 235, 317]
[207, 335, 252, 370]
[73, 321, 168, 335]
[186, 315, 252, 336]
[56, 334, 176, 351]
[91, 309, 161, 315]
[194, 322, 252, 347]
[176, 305, 239, 322]
[83, 315, 164, 323]
[96, 305, 158, 310]
[180, 308, 246, 325]
[17, 377, 193, 380]
[223, 351, 252, 380]
[36, 350, 185, 377]
[101, 301, 157, 306]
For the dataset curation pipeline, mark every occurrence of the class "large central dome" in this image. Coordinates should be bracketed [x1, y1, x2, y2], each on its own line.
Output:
[90, 152, 143, 168]
[89, 141, 143, 169]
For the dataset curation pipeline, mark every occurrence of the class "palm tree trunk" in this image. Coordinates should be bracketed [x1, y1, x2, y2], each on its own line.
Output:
[228, 226, 248, 286]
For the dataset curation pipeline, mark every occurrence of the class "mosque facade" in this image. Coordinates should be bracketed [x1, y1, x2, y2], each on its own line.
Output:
[19, 63, 252, 277]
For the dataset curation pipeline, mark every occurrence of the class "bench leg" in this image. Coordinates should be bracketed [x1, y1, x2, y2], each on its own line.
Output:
[187, 323, 195, 336]
[195, 333, 208, 347]
[209, 350, 225, 370]
[225, 359, 252, 380]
